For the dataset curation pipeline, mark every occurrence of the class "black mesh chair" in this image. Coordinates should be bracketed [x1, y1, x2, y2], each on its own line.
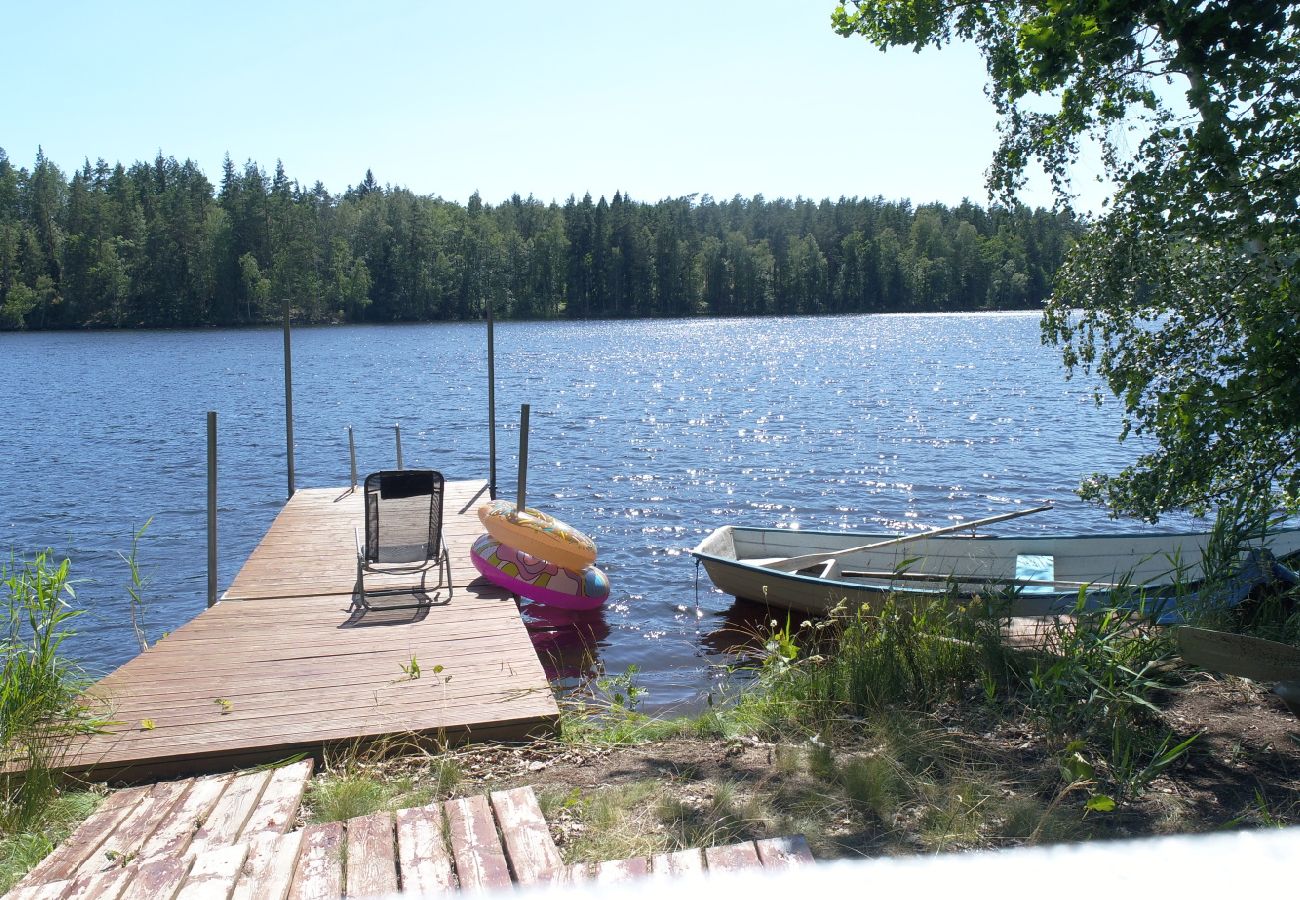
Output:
[354, 470, 451, 610]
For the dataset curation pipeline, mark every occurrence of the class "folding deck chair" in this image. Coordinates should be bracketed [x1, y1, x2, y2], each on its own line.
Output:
[354, 469, 451, 610]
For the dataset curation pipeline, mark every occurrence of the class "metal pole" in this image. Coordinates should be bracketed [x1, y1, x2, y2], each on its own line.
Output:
[487, 298, 497, 500]
[207, 411, 217, 608]
[516, 403, 530, 512]
[348, 425, 357, 488]
[282, 296, 296, 498]
[395, 422, 403, 470]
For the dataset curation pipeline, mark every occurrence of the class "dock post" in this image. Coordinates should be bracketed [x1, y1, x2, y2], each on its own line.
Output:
[487, 298, 497, 500]
[348, 425, 358, 489]
[282, 296, 296, 498]
[207, 410, 217, 608]
[395, 422, 404, 470]
[516, 403, 529, 512]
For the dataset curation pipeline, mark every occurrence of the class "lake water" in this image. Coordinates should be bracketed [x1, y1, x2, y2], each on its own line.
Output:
[0, 313, 1189, 711]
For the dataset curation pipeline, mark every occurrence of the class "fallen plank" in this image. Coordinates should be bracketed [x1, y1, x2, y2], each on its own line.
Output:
[596, 857, 648, 883]
[99, 779, 194, 864]
[444, 795, 512, 893]
[489, 787, 563, 885]
[61, 864, 135, 900]
[703, 842, 762, 871]
[187, 770, 273, 858]
[286, 822, 344, 900]
[344, 812, 398, 897]
[395, 804, 456, 895]
[231, 829, 305, 900]
[176, 842, 250, 900]
[13, 786, 147, 889]
[4, 879, 73, 900]
[118, 856, 193, 900]
[239, 760, 314, 841]
[139, 775, 233, 861]
[651, 848, 704, 877]
[755, 835, 815, 868]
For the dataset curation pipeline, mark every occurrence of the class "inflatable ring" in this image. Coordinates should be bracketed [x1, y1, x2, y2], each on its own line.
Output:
[470, 534, 609, 611]
[477, 500, 597, 571]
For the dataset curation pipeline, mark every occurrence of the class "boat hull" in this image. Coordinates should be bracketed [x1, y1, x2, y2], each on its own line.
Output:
[691, 524, 1300, 619]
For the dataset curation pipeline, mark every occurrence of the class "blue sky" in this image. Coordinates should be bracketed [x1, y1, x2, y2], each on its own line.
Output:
[4, 1, 1107, 209]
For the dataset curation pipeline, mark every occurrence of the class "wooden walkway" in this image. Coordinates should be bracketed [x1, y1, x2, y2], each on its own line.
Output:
[7, 767, 814, 898]
[60, 481, 559, 781]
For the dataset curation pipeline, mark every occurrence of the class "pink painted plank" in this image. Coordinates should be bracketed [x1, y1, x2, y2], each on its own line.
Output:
[139, 775, 233, 862]
[755, 834, 815, 869]
[345, 812, 398, 897]
[595, 857, 649, 883]
[489, 787, 563, 885]
[98, 779, 194, 864]
[286, 822, 344, 900]
[231, 830, 305, 900]
[61, 863, 135, 900]
[4, 879, 72, 900]
[176, 842, 249, 900]
[703, 841, 762, 871]
[651, 848, 705, 877]
[395, 805, 456, 895]
[444, 796, 511, 893]
[187, 770, 272, 858]
[118, 856, 193, 900]
[239, 760, 314, 841]
[14, 786, 147, 889]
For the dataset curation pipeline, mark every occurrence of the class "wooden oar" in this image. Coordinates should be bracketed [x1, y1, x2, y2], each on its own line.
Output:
[764, 503, 1054, 573]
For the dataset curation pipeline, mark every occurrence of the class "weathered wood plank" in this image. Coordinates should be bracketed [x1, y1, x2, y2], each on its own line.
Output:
[596, 857, 649, 883]
[444, 795, 512, 893]
[98, 779, 193, 863]
[703, 841, 762, 871]
[175, 842, 249, 900]
[754, 834, 815, 869]
[139, 775, 233, 861]
[286, 822, 344, 900]
[118, 856, 193, 900]
[4, 879, 72, 900]
[187, 771, 272, 858]
[395, 805, 456, 895]
[344, 812, 398, 897]
[61, 864, 135, 900]
[239, 760, 313, 841]
[230, 830, 304, 900]
[14, 786, 147, 889]
[489, 787, 563, 885]
[651, 848, 705, 877]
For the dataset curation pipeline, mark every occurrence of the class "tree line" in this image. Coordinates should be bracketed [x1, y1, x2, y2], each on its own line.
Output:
[0, 147, 1081, 329]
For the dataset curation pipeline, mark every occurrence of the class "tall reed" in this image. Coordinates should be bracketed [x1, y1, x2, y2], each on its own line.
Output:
[1, 553, 100, 830]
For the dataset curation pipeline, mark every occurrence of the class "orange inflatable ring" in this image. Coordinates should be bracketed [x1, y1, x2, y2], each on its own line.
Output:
[477, 500, 597, 570]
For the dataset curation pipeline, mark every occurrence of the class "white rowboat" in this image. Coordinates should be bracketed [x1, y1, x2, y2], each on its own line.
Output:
[690, 523, 1300, 620]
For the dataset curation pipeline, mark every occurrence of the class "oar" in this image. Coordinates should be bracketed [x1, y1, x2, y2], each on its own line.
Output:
[764, 503, 1054, 573]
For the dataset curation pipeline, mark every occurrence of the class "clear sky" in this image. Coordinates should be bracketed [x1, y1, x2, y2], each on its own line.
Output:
[3, 0, 1106, 210]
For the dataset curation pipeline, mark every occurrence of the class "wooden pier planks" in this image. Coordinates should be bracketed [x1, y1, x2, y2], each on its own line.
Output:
[8, 761, 314, 900]
[58, 481, 558, 779]
[8, 781, 815, 899]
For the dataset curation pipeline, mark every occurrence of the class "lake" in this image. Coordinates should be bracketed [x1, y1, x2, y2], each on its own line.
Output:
[0, 313, 1185, 711]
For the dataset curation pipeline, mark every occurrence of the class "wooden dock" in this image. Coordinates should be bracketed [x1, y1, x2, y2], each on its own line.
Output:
[61, 480, 559, 781]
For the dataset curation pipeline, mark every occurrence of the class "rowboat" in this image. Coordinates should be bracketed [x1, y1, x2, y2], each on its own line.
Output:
[690, 520, 1300, 620]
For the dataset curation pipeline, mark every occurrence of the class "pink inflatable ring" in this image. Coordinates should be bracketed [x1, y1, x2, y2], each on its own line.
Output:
[470, 534, 610, 611]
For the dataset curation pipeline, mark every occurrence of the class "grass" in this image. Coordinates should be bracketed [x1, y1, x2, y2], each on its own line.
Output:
[0, 552, 111, 893]
[304, 741, 462, 824]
